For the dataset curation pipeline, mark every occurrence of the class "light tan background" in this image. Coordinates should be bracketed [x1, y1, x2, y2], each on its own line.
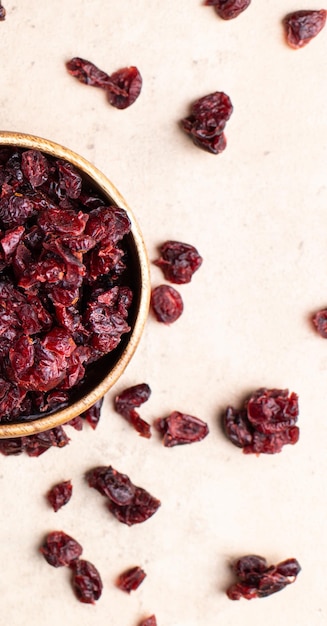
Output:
[0, 1, 326, 625]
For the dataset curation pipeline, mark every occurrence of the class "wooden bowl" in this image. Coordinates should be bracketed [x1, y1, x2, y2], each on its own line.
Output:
[0, 131, 150, 438]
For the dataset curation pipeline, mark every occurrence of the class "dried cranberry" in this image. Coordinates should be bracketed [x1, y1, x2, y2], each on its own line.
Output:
[155, 411, 209, 447]
[116, 565, 146, 592]
[139, 617, 157, 626]
[312, 308, 327, 338]
[86, 465, 136, 505]
[21, 150, 49, 187]
[107, 66, 143, 110]
[70, 558, 103, 604]
[0, 3, 5, 20]
[66, 58, 142, 109]
[283, 10, 327, 48]
[226, 555, 301, 600]
[80, 397, 104, 429]
[154, 240, 202, 284]
[181, 91, 233, 154]
[114, 383, 151, 438]
[205, 0, 251, 20]
[223, 388, 300, 454]
[40, 531, 83, 567]
[108, 486, 161, 526]
[47, 480, 73, 512]
[86, 464, 160, 525]
[151, 285, 183, 324]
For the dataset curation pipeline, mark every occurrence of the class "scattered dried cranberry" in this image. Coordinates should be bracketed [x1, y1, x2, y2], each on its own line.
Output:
[181, 91, 233, 154]
[0, 148, 134, 424]
[70, 558, 103, 604]
[0, 426, 70, 458]
[0, 3, 6, 21]
[155, 411, 209, 447]
[151, 285, 183, 324]
[114, 383, 151, 438]
[66, 58, 142, 109]
[47, 479, 73, 512]
[86, 465, 136, 505]
[108, 66, 143, 110]
[312, 308, 327, 338]
[80, 397, 104, 430]
[226, 555, 301, 600]
[116, 565, 147, 593]
[87, 465, 161, 525]
[154, 241, 202, 284]
[107, 485, 161, 526]
[205, 0, 251, 20]
[40, 531, 83, 567]
[139, 616, 157, 626]
[283, 10, 326, 48]
[223, 388, 300, 454]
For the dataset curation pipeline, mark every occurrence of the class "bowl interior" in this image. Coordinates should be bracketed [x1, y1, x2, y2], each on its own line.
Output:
[0, 131, 150, 438]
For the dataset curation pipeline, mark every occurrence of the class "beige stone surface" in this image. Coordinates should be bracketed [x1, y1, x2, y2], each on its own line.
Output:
[0, 1, 326, 624]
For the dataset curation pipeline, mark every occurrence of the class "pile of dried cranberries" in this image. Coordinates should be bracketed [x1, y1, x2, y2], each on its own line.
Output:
[0, 146, 135, 423]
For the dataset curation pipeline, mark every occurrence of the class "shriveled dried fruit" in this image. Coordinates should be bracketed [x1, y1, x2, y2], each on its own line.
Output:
[0, 2, 5, 20]
[223, 388, 300, 454]
[312, 308, 327, 338]
[86, 464, 161, 525]
[155, 411, 209, 447]
[86, 465, 136, 505]
[226, 555, 301, 600]
[139, 617, 157, 626]
[46, 479, 73, 512]
[70, 558, 103, 604]
[181, 91, 233, 154]
[116, 565, 147, 592]
[40, 530, 83, 567]
[154, 240, 202, 284]
[114, 383, 151, 438]
[205, 0, 251, 20]
[283, 10, 326, 48]
[66, 57, 142, 109]
[151, 285, 183, 324]
[0, 147, 134, 424]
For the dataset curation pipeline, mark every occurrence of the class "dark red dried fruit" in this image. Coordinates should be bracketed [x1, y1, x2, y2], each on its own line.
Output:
[283, 10, 326, 48]
[155, 411, 209, 447]
[0, 147, 134, 424]
[86, 464, 161, 525]
[80, 397, 104, 429]
[312, 308, 327, 338]
[154, 240, 202, 284]
[151, 285, 183, 324]
[47, 479, 73, 512]
[116, 565, 146, 593]
[70, 558, 103, 604]
[86, 465, 136, 505]
[40, 531, 83, 567]
[66, 57, 142, 109]
[108, 485, 161, 526]
[181, 91, 233, 154]
[107, 66, 143, 110]
[223, 388, 300, 454]
[205, 0, 251, 20]
[0, 426, 70, 457]
[226, 555, 301, 600]
[0, 3, 5, 20]
[139, 617, 157, 626]
[114, 383, 151, 438]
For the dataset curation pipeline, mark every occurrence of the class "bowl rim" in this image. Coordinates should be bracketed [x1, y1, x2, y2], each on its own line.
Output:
[0, 130, 150, 438]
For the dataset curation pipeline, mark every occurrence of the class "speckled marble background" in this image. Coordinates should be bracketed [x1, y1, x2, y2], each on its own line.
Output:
[0, 1, 326, 625]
